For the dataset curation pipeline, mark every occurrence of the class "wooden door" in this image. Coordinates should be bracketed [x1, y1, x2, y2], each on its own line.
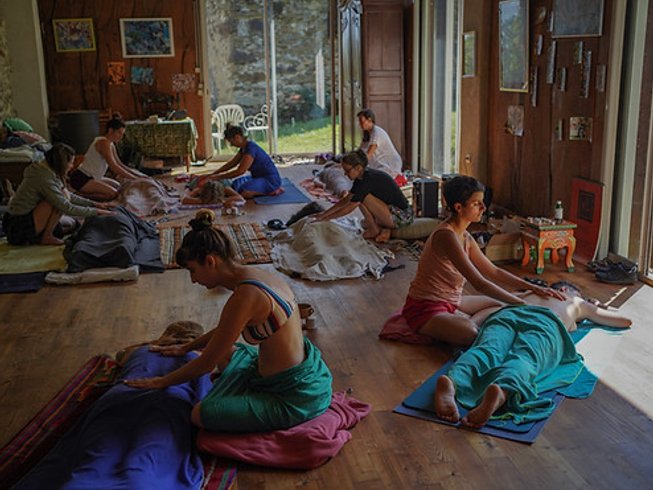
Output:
[362, 0, 405, 160]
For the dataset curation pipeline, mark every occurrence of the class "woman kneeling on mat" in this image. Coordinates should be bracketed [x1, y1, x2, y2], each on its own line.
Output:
[2, 143, 113, 246]
[401, 175, 564, 347]
[125, 209, 333, 432]
[197, 124, 281, 199]
[68, 113, 145, 201]
[313, 149, 413, 243]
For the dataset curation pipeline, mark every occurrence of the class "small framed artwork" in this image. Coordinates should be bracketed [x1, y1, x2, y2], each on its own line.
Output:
[557, 67, 567, 91]
[53, 18, 96, 52]
[569, 177, 604, 261]
[462, 31, 476, 78]
[107, 62, 126, 85]
[552, 0, 604, 38]
[569, 116, 593, 141]
[498, 0, 529, 92]
[120, 18, 175, 58]
[505, 105, 524, 136]
[596, 64, 607, 92]
[131, 66, 155, 86]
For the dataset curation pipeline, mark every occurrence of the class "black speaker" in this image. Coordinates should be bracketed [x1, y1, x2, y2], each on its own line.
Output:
[412, 178, 439, 218]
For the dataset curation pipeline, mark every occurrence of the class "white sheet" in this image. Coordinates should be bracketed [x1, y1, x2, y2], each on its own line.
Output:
[271, 219, 393, 281]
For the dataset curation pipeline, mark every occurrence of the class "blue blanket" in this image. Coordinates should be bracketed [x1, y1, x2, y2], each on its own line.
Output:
[253, 178, 311, 205]
[15, 348, 212, 490]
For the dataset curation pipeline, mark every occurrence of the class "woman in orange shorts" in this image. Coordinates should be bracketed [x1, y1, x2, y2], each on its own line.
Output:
[401, 176, 564, 346]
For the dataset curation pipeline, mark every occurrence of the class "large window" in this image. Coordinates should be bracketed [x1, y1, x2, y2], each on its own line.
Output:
[414, 0, 461, 176]
[204, 0, 335, 156]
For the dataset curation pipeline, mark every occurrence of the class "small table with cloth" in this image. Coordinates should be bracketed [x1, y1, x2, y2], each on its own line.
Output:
[123, 119, 197, 172]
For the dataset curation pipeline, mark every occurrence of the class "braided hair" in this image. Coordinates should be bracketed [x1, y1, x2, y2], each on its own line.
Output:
[175, 209, 236, 266]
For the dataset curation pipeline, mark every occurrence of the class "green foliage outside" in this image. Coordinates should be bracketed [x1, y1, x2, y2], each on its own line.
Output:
[248, 116, 337, 155]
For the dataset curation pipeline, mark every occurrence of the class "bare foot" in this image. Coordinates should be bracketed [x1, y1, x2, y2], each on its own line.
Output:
[40, 234, 64, 246]
[375, 228, 392, 243]
[434, 375, 460, 423]
[461, 384, 506, 429]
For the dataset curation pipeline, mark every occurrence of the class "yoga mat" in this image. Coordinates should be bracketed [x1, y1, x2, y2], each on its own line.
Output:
[159, 222, 272, 268]
[254, 178, 312, 205]
[393, 326, 603, 444]
[0, 240, 66, 274]
[0, 272, 46, 293]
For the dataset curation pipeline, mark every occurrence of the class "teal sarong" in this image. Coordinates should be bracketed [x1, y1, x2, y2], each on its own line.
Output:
[448, 305, 596, 424]
[200, 337, 333, 432]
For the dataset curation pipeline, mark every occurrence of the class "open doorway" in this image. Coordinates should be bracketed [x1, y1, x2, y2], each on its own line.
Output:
[204, 0, 337, 158]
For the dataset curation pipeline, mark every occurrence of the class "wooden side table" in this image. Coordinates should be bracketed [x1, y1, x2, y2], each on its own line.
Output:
[520, 219, 577, 274]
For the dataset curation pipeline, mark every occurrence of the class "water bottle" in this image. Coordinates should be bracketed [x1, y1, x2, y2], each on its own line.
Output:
[554, 200, 564, 223]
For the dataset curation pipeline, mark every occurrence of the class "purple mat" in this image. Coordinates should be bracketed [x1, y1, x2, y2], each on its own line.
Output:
[0, 272, 46, 293]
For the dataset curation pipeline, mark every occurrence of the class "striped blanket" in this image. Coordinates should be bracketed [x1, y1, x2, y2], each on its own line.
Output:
[159, 222, 272, 268]
[0, 355, 236, 489]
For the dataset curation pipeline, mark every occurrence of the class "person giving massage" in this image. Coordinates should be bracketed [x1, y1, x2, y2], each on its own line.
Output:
[125, 209, 332, 432]
[194, 124, 282, 199]
[401, 175, 564, 347]
[312, 149, 414, 243]
[434, 281, 632, 428]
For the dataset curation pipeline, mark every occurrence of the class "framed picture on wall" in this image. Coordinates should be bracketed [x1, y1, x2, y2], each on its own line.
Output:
[553, 0, 604, 38]
[498, 0, 529, 92]
[120, 18, 175, 58]
[462, 31, 476, 78]
[53, 18, 96, 52]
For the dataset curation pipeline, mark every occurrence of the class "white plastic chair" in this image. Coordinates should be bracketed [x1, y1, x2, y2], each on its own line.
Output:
[243, 105, 270, 142]
[211, 104, 245, 153]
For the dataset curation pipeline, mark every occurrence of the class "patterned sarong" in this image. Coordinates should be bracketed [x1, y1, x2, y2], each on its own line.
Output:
[159, 222, 272, 268]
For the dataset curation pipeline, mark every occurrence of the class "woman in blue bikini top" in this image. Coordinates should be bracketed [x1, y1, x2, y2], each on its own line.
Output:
[126, 209, 333, 432]
[126, 209, 306, 384]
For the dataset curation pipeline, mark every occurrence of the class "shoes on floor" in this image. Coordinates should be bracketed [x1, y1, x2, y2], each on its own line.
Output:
[595, 262, 638, 285]
[523, 276, 549, 288]
[587, 258, 615, 272]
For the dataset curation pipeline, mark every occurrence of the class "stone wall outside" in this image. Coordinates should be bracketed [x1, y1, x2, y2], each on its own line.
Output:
[206, 0, 332, 125]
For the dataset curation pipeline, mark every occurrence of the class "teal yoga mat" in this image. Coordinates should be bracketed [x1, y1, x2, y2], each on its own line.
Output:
[394, 326, 602, 443]
[254, 178, 311, 205]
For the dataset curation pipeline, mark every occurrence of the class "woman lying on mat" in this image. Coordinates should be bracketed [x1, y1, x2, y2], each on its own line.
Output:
[401, 175, 564, 347]
[196, 124, 282, 199]
[2, 143, 114, 246]
[312, 149, 413, 243]
[15, 321, 213, 490]
[181, 179, 245, 211]
[68, 113, 145, 201]
[434, 281, 632, 428]
[126, 209, 333, 432]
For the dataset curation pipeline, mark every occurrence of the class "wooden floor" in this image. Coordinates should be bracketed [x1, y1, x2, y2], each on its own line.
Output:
[2, 163, 653, 489]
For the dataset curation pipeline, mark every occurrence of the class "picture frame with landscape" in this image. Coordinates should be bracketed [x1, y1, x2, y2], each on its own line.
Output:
[498, 0, 529, 92]
[53, 18, 96, 53]
[120, 18, 175, 58]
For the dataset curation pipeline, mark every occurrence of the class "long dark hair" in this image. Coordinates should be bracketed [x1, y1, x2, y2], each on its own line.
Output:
[357, 108, 375, 143]
[45, 143, 75, 179]
[175, 209, 236, 267]
[442, 176, 485, 215]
